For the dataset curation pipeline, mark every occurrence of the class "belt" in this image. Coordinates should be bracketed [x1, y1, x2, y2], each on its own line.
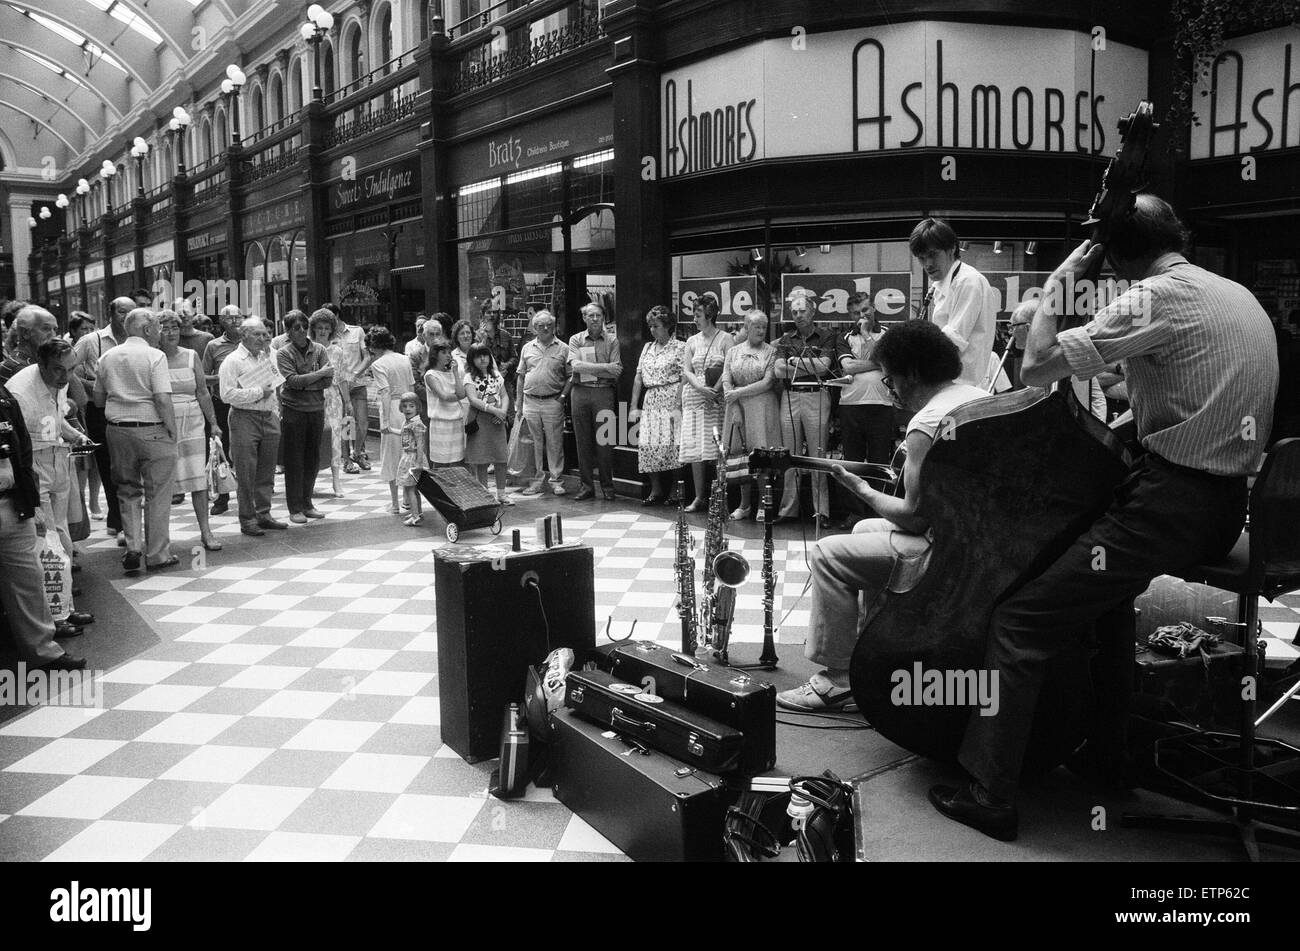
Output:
[108, 420, 161, 427]
[526, 393, 561, 399]
[230, 407, 275, 414]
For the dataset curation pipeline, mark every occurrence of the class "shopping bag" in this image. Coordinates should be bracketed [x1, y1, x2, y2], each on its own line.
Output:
[506, 412, 536, 481]
[208, 437, 238, 496]
[38, 530, 73, 622]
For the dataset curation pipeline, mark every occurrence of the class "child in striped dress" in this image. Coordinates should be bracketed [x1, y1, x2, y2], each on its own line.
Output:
[396, 393, 429, 526]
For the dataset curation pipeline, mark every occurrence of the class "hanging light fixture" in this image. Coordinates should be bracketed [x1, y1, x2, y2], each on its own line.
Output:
[39, 206, 51, 219]
[751, 247, 763, 262]
[818, 245, 831, 254]
[1026, 241, 1038, 255]
[993, 241, 1004, 254]
[796, 246, 807, 257]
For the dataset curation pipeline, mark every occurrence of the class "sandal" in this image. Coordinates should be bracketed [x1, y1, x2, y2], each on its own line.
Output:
[403, 514, 423, 526]
[730, 507, 752, 520]
[344, 460, 361, 474]
[497, 495, 515, 506]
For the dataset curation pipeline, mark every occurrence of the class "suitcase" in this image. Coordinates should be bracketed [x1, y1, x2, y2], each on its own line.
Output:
[417, 467, 502, 542]
[606, 640, 777, 774]
[549, 708, 729, 862]
[564, 669, 744, 773]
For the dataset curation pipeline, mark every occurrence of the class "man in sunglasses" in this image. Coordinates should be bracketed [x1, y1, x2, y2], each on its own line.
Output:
[777, 321, 988, 714]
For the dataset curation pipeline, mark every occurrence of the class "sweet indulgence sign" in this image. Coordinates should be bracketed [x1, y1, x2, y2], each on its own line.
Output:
[330, 154, 421, 213]
[660, 21, 1149, 177]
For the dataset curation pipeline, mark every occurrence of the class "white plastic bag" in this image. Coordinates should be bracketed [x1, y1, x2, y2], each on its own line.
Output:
[38, 529, 73, 622]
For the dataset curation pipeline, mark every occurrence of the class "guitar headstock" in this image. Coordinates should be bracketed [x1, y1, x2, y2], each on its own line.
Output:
[1082, 100, 1158, 244]
[748, 447, 792, 474]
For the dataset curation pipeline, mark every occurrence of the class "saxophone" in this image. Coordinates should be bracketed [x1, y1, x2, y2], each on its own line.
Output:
[700, 428, 750, 662]
[674, 477, 699, 655]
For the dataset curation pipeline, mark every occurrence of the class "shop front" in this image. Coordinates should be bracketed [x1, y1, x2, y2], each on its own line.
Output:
[110, 249, 137, 300]
[184, 226, 231, 303]
[243, 185, 310, 329]
[83, 261, 106, 320]
[62, 267, 83, 314]
[447, 98, 614, 340]
[324, 141, 423, 338]
[659, 20, 1151, 337]
[143, 239, 174, 305]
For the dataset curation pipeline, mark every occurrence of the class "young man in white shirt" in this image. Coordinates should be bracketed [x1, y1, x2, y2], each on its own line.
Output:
[911, 218, 996, 388]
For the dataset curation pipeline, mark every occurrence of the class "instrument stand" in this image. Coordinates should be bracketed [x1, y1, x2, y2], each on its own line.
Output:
[725, 474, 780, 672]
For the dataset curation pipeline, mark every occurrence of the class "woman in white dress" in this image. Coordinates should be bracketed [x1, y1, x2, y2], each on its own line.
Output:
[677, 295, 733, 511]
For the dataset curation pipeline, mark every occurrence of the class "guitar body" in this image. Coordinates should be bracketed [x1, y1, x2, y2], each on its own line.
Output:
[849, 389, 1131, 768]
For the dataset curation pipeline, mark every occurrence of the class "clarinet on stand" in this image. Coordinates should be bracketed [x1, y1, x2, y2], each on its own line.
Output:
[757, 474, 779, 669]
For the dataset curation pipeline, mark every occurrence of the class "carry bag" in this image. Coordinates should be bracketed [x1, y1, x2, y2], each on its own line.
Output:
[38, 530, 73, 623]
[207, 437, 237, 496]
[564, 669, 744, 773]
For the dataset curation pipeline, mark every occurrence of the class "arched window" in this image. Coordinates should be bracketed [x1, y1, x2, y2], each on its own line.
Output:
[215, 106, 228, 151]
[289, 59, 304, 112]
[348, 24, 364, 83]
[201, 116, 213, 162]
[269, 74, 284, 124]
[116, 164, 127, 206]
[378, 5, 393, 69]
[252, 86, 265, 131]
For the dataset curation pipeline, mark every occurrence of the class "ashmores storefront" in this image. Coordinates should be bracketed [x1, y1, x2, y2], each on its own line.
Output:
[659, 20, 1151, 331]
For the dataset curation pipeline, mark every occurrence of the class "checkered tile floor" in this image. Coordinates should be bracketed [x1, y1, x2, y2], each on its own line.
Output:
[2, 464, 1297, 862]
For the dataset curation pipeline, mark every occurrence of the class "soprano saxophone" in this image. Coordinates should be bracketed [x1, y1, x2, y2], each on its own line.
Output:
[673, 477, 699, 655]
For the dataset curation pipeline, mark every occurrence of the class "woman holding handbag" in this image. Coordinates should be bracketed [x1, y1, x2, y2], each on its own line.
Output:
[159, 311, 222, 551]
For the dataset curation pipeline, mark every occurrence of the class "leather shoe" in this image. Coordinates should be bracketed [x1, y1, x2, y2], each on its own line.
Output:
[302, 509, 326, 519]
[928, 782, 1019, 842]
[149, 556, 180, 571]
[41, 653, 87, 671]
[122, 551, 143, 574]
[290, 513, 308, 524]
[241, 525, 266, 537]
[601, 488, 616, 501]
[257, 518, 288, 530]
[66, 611, 95, 627]
[573, 488, 595, 501]
[54, 622, 83, 639]
[210, 498, 229, 516]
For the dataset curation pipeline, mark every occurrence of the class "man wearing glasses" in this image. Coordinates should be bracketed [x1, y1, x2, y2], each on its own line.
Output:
[776, 321, 987, 714]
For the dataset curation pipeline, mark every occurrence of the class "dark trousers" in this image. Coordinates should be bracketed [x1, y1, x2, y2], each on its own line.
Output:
[958, 453, 1248, 801]
[839, 403, 896, 517]
[571, 386, 615, 491]
[84, 402, 121, 532]
[212, 396, 232, 501]
[281, 407, 324, 514]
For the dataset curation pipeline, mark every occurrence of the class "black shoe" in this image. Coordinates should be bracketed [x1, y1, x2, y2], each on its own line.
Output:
[256, 518, 288, 531]
[573, 488, 595, 501]
[814, 514, 833, 531]
[66, 611, 95, 627]
[41, 653, 87, 671]
[172, 493, 185, 505]
[601, 487, 616, 501]
[210, 498, 229, 516]
[148, 556, 180, 571]
[54, 622, 84, 639]
[122, 551, 143, 574]
[241, 525, 266, 537]
[928, 782, 1019, 842]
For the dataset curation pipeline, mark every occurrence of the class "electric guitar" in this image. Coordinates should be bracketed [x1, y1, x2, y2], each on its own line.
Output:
[747, 446, 905, 496]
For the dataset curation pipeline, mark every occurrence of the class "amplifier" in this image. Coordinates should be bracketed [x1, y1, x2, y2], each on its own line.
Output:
[434, 543, 596, 762]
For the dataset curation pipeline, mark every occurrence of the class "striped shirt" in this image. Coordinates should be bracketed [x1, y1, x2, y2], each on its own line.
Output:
[1058, 253, 1277, 476]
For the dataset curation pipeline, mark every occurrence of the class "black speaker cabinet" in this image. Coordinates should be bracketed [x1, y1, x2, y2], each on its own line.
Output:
[434, 543, 596, 762]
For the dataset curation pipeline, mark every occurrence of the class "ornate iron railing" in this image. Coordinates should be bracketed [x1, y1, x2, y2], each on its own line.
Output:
[450, 13, 603, 95]
[324, 91, 420, 148]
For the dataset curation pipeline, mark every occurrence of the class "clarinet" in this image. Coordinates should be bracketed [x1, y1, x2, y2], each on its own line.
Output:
[758, 475, 778, 669]
[674, 477, 699, 655]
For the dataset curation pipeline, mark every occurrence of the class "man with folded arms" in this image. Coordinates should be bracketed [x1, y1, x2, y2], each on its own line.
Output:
[93, 309, 178, 574]
[219, 317, 287, 536]
[277, 311, 332, 523]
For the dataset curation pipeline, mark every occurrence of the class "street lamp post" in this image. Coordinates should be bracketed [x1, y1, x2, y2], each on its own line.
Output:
[223, 66, 247, 146]
[75, 178, 90, 226]
[169, 107, 193, 174]
[301, 5, 336, 101]
[100, 161, 117, 214]
[131, 137, 150, 194]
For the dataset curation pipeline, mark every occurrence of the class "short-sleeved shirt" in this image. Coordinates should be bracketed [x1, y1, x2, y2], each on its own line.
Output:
[218, 344, 283, 413]
[71, 326, 125, 387]
[331, 323, 369, 381]
[8, 364, 73, 449]
[837, 329, 890, 405]
[1057, 252, 1277, 476]
[567, 330, 621, 388]
[94, 336, 171, 423]
[519, 338, 570, 398]
[179, 328, 214, 357]
[202, 334, 243, 398]
[907, 382, 990, 441]
[774, 326, 838, 389]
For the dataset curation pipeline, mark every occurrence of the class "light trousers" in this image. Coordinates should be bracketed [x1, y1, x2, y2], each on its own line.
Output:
[107, 422, 177, 565]
[524, 396, 565, 488]
[779, 390, 831, 517]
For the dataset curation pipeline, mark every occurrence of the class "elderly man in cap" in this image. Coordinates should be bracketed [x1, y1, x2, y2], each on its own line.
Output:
[93, 308, 178, 574]
[219, 316, 287, 536]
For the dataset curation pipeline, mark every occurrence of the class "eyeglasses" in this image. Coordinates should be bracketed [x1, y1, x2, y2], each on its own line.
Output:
[881, 375, 894, 391]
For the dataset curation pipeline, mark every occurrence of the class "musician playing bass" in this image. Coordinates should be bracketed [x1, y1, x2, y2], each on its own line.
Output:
[931, 195, 1278, 841]
[777, 321, 988, 712]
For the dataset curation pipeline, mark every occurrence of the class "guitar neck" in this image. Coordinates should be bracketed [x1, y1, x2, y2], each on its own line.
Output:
[781, 454, 897, 483]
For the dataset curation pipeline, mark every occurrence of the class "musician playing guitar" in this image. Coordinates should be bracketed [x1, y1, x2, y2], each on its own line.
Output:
[931, 195, 1279, 841]
[776, 321, 988, 713]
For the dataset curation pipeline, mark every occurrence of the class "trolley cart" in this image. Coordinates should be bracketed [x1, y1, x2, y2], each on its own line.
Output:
[417, 468, 503, 542]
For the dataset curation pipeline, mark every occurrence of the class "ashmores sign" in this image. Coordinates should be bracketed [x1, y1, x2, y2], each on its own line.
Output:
[1190, 25, 1300, 159]
[660, 21, 1148, 177]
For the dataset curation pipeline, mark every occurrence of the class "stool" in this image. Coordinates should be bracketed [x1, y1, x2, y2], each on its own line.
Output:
[1123, 438, 1300, 860]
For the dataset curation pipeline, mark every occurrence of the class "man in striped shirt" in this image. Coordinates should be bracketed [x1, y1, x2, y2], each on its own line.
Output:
[933, 195, 1278, 842]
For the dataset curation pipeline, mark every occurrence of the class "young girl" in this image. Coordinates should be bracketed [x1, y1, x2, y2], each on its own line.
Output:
[463, 344, 513, 504]
[395, 392, 429, 526]
[424, 342, 466, 466]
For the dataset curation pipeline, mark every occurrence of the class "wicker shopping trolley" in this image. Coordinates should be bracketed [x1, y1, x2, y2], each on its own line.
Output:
[417, 467, 504, 543]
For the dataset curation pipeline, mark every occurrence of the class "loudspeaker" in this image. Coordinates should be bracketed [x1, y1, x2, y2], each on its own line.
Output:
[434, 544, 595, 762]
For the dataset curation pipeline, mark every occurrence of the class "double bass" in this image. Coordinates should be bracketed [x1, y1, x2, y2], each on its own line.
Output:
[847, 102, 1158, 769]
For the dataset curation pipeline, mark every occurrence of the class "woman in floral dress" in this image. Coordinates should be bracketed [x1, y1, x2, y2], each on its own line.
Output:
[630, 305, 686, 505]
